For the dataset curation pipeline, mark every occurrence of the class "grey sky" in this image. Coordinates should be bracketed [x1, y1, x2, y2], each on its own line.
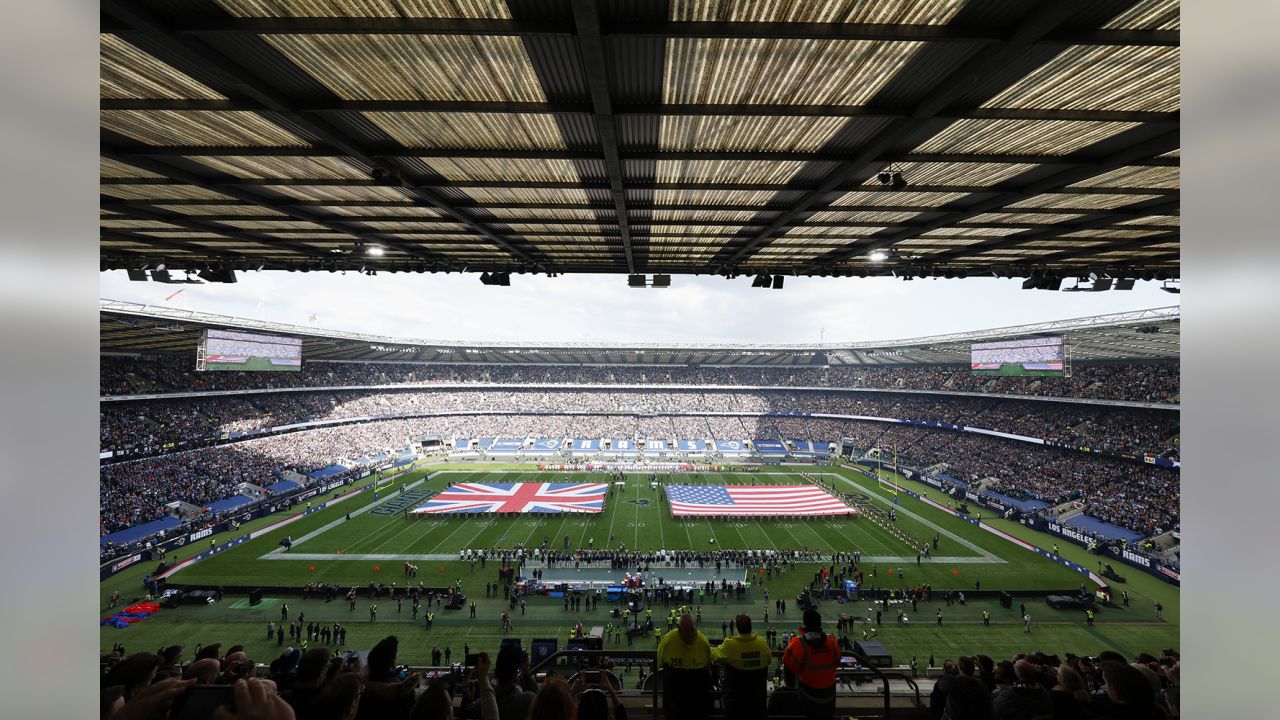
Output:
[100, 270, 1178, 345]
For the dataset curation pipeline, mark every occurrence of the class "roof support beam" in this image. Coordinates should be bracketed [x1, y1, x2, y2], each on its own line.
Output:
[100, 98, 1179, 125]
[101, 0, 546, 270]
[108, 143, 1180, 167]
[104, 15, 1177, 46]
[101, 148, 449, 263]
[807, 129, 1181, 268]
[570, 0, 634, 273]
[718, 2, 1099, 270]
[104, 176, 1179, 195]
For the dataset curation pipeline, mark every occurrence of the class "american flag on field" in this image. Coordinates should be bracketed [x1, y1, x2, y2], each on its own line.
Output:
[666, 485, 855, 517]
[410, 482, 606, 514]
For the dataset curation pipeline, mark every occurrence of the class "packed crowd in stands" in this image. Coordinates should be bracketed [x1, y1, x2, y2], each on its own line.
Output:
[101, 354, 1180, 403]
[100, 388, 1180, 459]
[98, 625, 1180, 720]
[101, 411, 1178, 538]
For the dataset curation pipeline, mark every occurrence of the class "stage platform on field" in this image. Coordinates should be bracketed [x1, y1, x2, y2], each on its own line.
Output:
[532, 566, 745, 589]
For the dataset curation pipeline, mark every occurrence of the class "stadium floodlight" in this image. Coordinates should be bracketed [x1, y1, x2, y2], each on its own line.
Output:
[1113, 278, 1136, 290]
[1161, 280, 1180, 294]
[869, 250, 889, 262]
[126, 269, 148, 282]
[771, 274, 785, 289]
[751, 275, 770, 288]
[652, 274, 671, 288]
[877, 170, 892, 184]
[628, 274, 646, 288]
[891, 171, 908, 191]
[366, 245, 385, 256]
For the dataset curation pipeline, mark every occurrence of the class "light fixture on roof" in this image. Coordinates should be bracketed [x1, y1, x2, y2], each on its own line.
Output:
[876, 164, 907, 190]
[869, 250, 889, 262]
[366, 245, 385, 257]
[1161, 280, 1180, 294]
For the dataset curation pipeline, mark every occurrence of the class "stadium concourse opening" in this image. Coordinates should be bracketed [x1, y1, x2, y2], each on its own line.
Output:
[97, 1, 1181, 718]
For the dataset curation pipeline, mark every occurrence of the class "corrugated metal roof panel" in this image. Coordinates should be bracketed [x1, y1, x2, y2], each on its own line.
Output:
[920, 226, 1022, 237]
[422, 157, 584, 181]
[862, 162, 1038, 186]
[101, 184, 237, 201]
[101, 110, 308, 147]
[652, 209, 766, 222]
[262, 184, 416, 201]
[981, 45, 1179, 113]
[218, 219, 332, 230]
[155, 204, 289, 217]
[655, 159, 805, 184]
[783, 225, 889, 238]
[486, 208, 601, 220]
[652, 188, 786, 206]
[914, 119, 1141, 156]
[365, 112, 569, 149]
[1068, 166, 1179, 189]
[1102, 0, 1180, 30]
[459, 187, 592, 204]
[100, 34, 226, 100]
[965, 211, 1086, 224]
[317, 205, 442, 217]
[100, 219, 183, 230]
[674, 0, 967, 23]
[183, 155, 370, 179]
[829, 190, 967, 207]
[100, 157, 166, 179]
[1008, 193, 1162, 210]
[356, 221, 470, 231]
[664, 38, 926, 106]
[658, 115, 847, 152]
[807, 209, 924, 224]
[214, 0, 514, 19]
[265, 35, 547, 101]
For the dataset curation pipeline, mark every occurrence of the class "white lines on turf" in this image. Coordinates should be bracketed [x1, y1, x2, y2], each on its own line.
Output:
[836, 473, 1002, 561]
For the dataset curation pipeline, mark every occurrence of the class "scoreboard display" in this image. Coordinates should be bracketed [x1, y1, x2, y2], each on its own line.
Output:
[970, 336, 1064, 377]
[201, 329, 302, 372]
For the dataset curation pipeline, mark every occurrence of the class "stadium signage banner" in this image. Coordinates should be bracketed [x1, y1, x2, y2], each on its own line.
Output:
[1047, 522, 1092, 545]
[1121, 548, 1152, 568]
[112, 554, 142, 573]
[188, 527, 214, 543]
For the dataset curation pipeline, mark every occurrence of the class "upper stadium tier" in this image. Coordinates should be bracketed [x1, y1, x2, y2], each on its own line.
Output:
[102, 300, 1179, 402]
[100, 0, 1178, 279]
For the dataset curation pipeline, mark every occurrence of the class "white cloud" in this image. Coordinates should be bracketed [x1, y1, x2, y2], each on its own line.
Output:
[100, 271, 1178, 344]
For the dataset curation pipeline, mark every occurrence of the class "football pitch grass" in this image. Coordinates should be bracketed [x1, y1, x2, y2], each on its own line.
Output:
[100, 464, 1179, 667]
[972, 364, 1063, 377]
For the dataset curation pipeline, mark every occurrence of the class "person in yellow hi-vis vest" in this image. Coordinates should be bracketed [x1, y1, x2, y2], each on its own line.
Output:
[712, 614, 771, 720]
[657, 614, 712, 720]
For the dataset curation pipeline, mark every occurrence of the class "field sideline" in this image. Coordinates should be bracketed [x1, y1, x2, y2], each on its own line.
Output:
[100, 463, 1179, 666]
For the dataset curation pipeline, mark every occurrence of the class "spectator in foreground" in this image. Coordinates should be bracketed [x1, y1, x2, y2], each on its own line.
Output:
[528, 676, 576, 720]
[1050, 664, 1091, 719]
[992, 659, 1052, 720]
[1089, 662, 1165, 720]
[657, 613, 713, 720]
[767, 668, 804, 718]
[712, 613, 772, 720]
[783, 610, 841, 720]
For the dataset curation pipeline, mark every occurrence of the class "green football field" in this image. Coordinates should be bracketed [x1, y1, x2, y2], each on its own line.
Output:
[100, 464, 1179, 667]
[971, 363, 1064, 377]
[204, 356, 299, 372]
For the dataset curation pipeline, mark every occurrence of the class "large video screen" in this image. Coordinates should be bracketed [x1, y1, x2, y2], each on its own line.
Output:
[970, 336, 1064, 377]
[201, 329, 302, 372]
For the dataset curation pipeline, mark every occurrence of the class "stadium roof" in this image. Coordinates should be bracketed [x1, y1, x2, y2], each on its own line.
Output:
[101, 299, 1180, 365]
[101, 0, 1179, 280]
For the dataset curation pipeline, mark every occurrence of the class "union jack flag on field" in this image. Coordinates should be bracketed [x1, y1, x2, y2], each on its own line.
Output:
[410, 482, 607, 514]
[666, 484, 855, 517]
